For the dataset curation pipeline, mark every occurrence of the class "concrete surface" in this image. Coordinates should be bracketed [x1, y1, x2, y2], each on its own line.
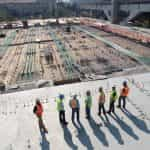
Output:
[0, 73, 150, 150]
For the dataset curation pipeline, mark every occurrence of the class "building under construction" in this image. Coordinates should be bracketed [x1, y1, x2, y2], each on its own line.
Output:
[0, 18, 150, 91]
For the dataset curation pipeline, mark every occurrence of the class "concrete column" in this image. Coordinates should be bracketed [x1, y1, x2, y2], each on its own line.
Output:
[112, 0, 120, 24]
[50, 0, 56, 17]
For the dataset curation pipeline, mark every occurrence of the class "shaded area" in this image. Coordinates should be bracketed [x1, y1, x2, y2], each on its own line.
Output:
[110, 113, 139, 140]
[88, 117, 109, 147]
[40, 132, 50, 150]
[62, 125, 78, 150]
[100, 116, 124, 145]
[121, 109, 150, 134]
[73, 121, 94, 150]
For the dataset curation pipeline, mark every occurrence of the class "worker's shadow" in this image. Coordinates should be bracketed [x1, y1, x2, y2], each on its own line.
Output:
[121, 108, 150, 134]
[100, 115, 124, 145]
[87, 117, 109, 147]
[73, 121, 94, 150]
[110, 112, 139, 140]
[40, 131, 50, 150]
[62, 125, 78, 150]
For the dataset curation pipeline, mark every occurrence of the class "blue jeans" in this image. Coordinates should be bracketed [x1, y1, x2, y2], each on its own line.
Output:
[86, 106, 91, 118]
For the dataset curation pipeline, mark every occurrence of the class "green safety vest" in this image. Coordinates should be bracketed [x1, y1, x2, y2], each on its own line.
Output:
[85, 96, 92, 108]
[110, 91, 118, 102]
[56, 98, 64, 111]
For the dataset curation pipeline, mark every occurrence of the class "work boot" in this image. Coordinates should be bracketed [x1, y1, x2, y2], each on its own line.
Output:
[43, 127, 48, 134]
[107, 111, 111, 114]
[86, 116, 90, 120]
[64, 122, 68, 126]
[44, 129, 48, 134]
[98, 112, 101, 116]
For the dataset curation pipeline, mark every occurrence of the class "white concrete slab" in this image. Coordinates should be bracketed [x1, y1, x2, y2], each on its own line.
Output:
[0, 73, 150, 150]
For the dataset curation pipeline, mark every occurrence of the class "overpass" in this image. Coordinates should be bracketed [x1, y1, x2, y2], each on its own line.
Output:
[77, 0, 150, 24]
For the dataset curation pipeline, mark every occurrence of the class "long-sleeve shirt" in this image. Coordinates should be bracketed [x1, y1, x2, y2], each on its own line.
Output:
[85, 95, 92, 108]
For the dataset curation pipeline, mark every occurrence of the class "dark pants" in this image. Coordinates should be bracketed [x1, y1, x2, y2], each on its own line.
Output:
[108, 101, 115, 113]
[118, 96, 126, 108]
[98, 103, 106, 115]
[86, 106, 91, 118]
[59, 110, 66, 124]
[72, 108, 80, 122]
[38, 116, 47, 133]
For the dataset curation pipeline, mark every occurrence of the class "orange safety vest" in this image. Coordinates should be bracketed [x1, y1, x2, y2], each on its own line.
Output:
[121, 87, 129, 96]
[99, 92, 105, 104]
[70, 99, 77, 109]
[36, 104, 43, 117]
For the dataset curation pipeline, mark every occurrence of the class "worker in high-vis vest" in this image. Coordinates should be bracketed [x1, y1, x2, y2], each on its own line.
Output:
[85, 90, 92, 119]
[117, 81, 130, 109]
[33, 99, 48, 133]
[98, 87, 106, 116]
[69, 95, 80, 123]
[57, 94, 68, 125]
[107, 86, 118, 114]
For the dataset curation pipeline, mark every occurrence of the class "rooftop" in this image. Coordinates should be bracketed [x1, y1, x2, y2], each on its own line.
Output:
[0, 73, 150, 149]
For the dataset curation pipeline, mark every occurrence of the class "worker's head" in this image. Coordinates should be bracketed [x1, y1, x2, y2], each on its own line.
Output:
[112, 86, 116, 91]
[36, 98, 40, 105]
[86, 90, 91, 96]
[99, 87, 103, 92]
[73, 94, 77, 99]
[59, 94, 64, 100]
[123, 81, 127, 87]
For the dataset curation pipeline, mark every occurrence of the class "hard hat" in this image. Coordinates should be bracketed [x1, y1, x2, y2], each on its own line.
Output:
[59, 94, 64, 100]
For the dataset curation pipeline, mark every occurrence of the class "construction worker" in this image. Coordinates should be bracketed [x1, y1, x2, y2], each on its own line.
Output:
[33, 99, 48, 133]
[69, 95, 80, 123]
[98, 87, 106, 116]
[107, 86, 118, 114]
[56, 94, 68, 125]
[117, 81, 130, 109]
[85, 90, 92, 119]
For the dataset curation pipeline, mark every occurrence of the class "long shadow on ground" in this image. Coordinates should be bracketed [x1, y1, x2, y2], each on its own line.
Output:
[100, 115, 124, 145]
[73, 121, 94, 150]
[121, 108, 150, 134]
[62, 125, 78, 150]
[109, 113, 139, 140]
[87, 117, 109, 147]
[40, 132, 50, 150]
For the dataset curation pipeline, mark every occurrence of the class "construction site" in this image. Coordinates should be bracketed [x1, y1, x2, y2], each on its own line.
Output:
[0, 18, 150, 91]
